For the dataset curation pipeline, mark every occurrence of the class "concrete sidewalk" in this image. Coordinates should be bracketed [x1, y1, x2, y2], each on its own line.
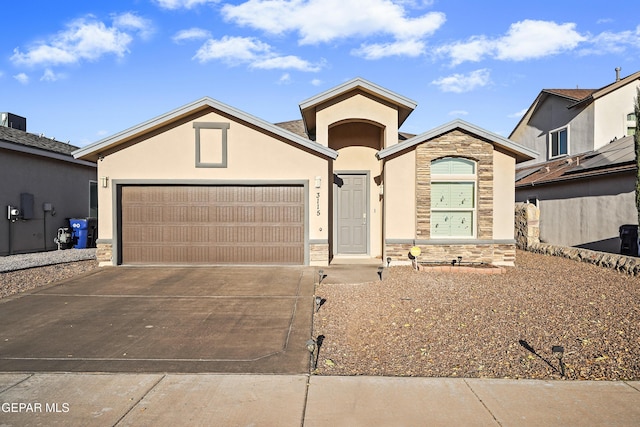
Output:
[1, 373, 639, 426]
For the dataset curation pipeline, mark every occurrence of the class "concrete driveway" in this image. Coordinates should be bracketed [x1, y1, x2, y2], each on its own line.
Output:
[0, 266, 315, 374]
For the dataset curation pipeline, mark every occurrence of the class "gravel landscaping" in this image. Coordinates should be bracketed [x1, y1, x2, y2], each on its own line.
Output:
[313, 250, 640, 381]
[0, 249, 98, 299]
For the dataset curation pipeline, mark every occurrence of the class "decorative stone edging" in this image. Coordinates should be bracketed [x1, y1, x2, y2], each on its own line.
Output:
[527, 242, 640, 276]
[417, 264, 505, 274]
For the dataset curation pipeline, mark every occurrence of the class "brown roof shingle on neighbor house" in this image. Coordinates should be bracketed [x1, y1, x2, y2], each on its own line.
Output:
[543, 88, 598, 101]
[515, 135, 636, 187]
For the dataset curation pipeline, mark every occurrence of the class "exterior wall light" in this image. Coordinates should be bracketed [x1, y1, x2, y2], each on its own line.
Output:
[100, 176, 109, 188]
[315, 176, 322, 188]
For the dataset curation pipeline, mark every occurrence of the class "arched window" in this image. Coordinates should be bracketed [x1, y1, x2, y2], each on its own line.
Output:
[431, 158, 476, 238]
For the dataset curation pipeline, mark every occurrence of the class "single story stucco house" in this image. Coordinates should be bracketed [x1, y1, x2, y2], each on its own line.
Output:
[73, 78, 536, 267]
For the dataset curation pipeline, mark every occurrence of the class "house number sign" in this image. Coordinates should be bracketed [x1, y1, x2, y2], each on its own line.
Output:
[316, 192, 321, 216]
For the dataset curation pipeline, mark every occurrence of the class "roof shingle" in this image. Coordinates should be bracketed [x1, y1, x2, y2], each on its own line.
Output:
[0, 126, 79, 156]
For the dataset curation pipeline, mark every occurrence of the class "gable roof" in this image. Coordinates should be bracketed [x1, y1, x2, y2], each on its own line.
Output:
[299, 78, 417, 137]
[377, 119, 537, 163]
[73, 97, 338, 161]
[509, 70, 640, 139]
[0, 125, 95, 167]
[568, 70, 640, 109]
[515, 135, 635, 187]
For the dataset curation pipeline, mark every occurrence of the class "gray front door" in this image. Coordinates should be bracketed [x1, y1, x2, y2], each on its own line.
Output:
[336, 173, 368, 254]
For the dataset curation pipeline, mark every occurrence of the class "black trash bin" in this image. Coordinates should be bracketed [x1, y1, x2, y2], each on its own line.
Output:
[619, 224, 638, 257]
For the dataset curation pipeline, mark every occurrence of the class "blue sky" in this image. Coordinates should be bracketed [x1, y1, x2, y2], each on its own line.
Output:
[2, 0, 640, 147]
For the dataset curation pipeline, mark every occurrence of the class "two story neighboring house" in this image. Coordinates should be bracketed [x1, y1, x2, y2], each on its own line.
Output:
[1, 114, 97, 256]
[510, 69, 639, 254]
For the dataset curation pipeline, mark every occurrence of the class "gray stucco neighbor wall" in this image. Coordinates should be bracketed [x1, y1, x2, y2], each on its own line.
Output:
[1, 150, 96, 255]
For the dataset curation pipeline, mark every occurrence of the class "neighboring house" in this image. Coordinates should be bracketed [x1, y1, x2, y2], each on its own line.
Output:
[73, 78, 535, 267]
[1, 115, 97, 256]
[511, 69, 640, 254]
[515, 136, 636, 253]
[510, 69, 639, 166]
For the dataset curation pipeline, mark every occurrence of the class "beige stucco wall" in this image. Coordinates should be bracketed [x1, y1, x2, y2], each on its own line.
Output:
[333, 145, 383, 257]
[315, 93, 398, 149]
[383, 150, 416, 240]
[315, 94, 398, 259]
[492, 150, 516, 240]
[97, 109, 329, 246]
[594, 81, 640, 149]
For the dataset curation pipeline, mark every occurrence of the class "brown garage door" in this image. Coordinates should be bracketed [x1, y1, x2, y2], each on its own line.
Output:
[120, 185, 305, 265]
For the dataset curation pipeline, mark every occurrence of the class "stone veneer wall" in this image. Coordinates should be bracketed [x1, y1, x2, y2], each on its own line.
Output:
[514, 202, 540, 249]
[309, 243, 329, 265]
[386, 242, 515, 265]
[96, 242, 113, 265]
[416, 129, 494, 239]
[528, 242, 640, 276]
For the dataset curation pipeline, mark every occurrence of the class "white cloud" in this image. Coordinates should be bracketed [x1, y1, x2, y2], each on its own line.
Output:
[193, 36, 271, 64]
[112, 12, 155, 40]
[437, 20, 586, 65]
[496, 20, 586, 61]
[193, 36, 322, 71]
[431, 69, 491, 93]
[581, 26, 640, 55]
[252, 55, 322, 71]
[278, 73, 291, 84]
[222, 0, 445, 47]
[40, 68, 65, 82]
[352, 38, 425, 59]
[508, 108, 528, 119]
[311, 78, 322, 86]
[448, 110, 469, 116]
[14, 73, 29, 84]
[172, 28, 212, 43]
[11, 15, 137, 67]
[153, 0, 219, 9]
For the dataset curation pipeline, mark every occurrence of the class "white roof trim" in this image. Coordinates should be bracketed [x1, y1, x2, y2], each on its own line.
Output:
[377, 119, 538, 162]
[299, 77, 417, 111]
[73, 97, 338, 160]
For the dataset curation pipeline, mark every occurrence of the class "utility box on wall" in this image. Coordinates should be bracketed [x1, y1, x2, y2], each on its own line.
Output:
[20, 192, 34, 220]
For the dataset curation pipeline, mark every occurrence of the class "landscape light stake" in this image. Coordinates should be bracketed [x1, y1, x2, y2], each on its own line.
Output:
[552, 345, 565, 377]
[457, 256, 462, 266]
[386, 257, 391, 267]
[306, 339, 317, 370]
[377, 266, 384, 281]
[315, 296, 322, 313]
[318, 269, 324, 284]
